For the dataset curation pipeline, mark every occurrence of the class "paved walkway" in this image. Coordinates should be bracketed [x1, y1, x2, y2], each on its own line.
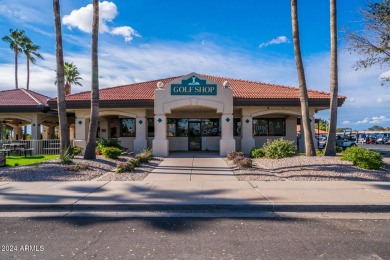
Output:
[144, 152, 237, 182]
[0, 152, 390, 213]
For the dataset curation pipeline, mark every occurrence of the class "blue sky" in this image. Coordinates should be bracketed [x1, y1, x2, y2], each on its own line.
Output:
[0, 0, 389, 130]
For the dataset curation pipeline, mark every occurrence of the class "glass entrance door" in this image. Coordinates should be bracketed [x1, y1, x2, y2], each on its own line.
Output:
[188, 122, 201, 150]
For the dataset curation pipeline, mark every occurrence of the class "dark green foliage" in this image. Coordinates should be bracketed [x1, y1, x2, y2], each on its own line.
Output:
[128, 158, 141, 168]
[341, 146, 383, 170]
[96, 138, 123, 154]
[115, 157, 141, 173]
[263, 138, 296, 159]
[72, 146, 83, 155]
[102, 147, 122, 159]
[227, 151, 244, 160]
[59, 146, 74, 164]
[250, 148, 265, 158]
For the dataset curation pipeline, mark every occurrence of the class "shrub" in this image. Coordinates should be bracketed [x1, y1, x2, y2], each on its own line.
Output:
[235, 158, 252, 168]
[233, 154, 245, 164]
[66, 164, 89, 172]
[128, 157, 141, 168]
[341, 146, 383, 170]
[14, 162, 19, 167]
[116, 162, 135, 173]
[136, 147, 153, 163]
[96, 138, 123, 154]
[263, 138, 296, 159]
[250, 148, 265, 158]
[73, 146, 83, 156]
[316, 149, 324, 156]
[102, 147, 122, 159]
[336, 146, 343, 153]
[227, 151, 243, 160]
[59, 146, 74, 165]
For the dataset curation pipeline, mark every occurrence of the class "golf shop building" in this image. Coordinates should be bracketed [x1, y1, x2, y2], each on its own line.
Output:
[48, 72, 345, 157]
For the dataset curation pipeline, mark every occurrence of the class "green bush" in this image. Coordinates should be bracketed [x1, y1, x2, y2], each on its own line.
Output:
[236, 158, 252, 168]
[96, 138, 123, 154]
[336, 146, 343, 153]
[263, 138, 296, 159]
[72, 146, 83, 156]
[341, 146, 383, 170]
[135, 147, 153, 163]
[59, 146, 74, 165]
[102, 147, 122, 159]
[249, 148, 265, 158]
[115, 162, 135, 173]
[128, 157, 141, 168]
[227, 151, 243, 160]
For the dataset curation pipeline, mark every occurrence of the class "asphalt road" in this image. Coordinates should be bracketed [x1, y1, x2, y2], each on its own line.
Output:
[0, 217, 389, 259]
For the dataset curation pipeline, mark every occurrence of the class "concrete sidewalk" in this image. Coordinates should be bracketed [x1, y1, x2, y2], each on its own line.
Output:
[0, 181, 389, 213]
[0, 152, 389, 213]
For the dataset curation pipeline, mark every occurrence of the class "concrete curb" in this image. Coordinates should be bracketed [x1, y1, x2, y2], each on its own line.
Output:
[1, 203, 390, 213]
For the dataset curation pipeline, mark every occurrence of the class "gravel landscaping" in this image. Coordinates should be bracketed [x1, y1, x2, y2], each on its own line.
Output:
[227, 156, 390, 181]
[0, 155, 163, 182]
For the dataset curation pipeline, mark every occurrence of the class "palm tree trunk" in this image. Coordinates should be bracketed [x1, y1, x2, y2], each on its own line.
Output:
[26, 57, 30, 90]
[53, 0, 70, 152]
[291, 0, 316, 156]
[84, 0, 100, 159]
[65, 83, 71, 95]
[14, 48, 18, 89]
[325, 0, 338, 156]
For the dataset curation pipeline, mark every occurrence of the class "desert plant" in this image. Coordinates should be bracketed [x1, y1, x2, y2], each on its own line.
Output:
[101, 147, 122, 159]
[235, 158, 252, 168]
[115, 162, 135, 173]
[249, 147, 265, 158]
[135, 147, 153, 163]
[59, 145, 74, 164]
[341, 146, 383, 170]
[263, 138, 296, 159]
[227, 151, 244, 160]
[127, 157, 141, 168]
[66, 163, 89, 172]
[73, 146, 83, 155]
[233, 154, 245, 164]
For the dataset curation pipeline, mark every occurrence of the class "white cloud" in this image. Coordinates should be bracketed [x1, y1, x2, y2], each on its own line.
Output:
[377, 96, 390, 103]
[62, 1, 140, 42]
[342, 120, 351, 125]
[259, 36, 289, 48]
[110, 26, 140, 42]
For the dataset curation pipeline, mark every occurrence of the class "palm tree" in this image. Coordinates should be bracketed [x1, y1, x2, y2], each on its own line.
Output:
[2, 29, 31, 89]
[84, 0, 100, 159]
[23, 42, 44, 90]
[53, 0, 70, 151]
[291, 0, 316, 156]
[324, 0, 339, 156]
[64, 62, 83, 95]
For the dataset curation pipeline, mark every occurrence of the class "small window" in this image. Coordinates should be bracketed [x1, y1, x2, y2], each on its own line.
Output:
[177, 119, 188, 137]
[253, 118, 285, 136]
[167, 119, 177, 137]
[120, 118, 136, 137]
[202, 119, 220, 136]
[233, 118, 241, 136]
[147, 118, 154, 137]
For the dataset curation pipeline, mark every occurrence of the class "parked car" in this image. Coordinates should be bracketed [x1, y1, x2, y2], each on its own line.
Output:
[317, 135, 327, 149]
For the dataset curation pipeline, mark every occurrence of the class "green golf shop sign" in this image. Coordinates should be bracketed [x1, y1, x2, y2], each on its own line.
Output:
[171, 76, 217, 95]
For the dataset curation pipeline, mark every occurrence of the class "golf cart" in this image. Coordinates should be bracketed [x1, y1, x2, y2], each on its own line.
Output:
[336, 128, 357, 150]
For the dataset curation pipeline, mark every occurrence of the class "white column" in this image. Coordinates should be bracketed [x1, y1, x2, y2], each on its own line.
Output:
[99, 119, 108, 139]
[220, 113, 236, 156]
[73, 118, 87, 149]
[134, 117, 147, 154]
[240, 115, 255, 154]
[152, 114, 169, 157]
[31, 122, 40, 140]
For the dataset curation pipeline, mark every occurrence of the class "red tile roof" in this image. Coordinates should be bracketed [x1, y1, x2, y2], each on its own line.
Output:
[62, 74, 342, 102]
[0, 88, 50, 107]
